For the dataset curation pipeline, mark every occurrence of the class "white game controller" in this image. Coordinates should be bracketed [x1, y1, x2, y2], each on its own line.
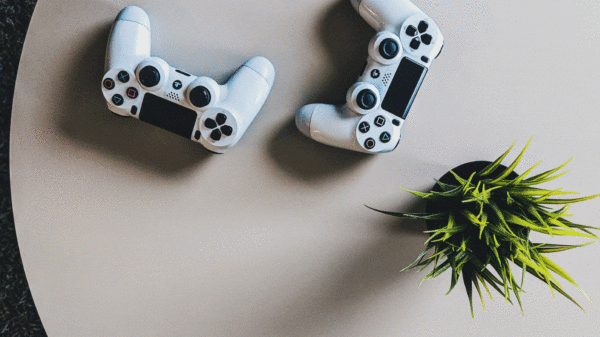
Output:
[296, 0, 444, 153]
[101, 6, 275, 154]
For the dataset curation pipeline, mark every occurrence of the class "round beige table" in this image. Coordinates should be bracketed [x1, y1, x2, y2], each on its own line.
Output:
[11, 0, 600, 335]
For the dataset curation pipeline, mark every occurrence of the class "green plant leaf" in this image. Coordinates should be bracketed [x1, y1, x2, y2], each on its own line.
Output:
[478, 141, 515, 177]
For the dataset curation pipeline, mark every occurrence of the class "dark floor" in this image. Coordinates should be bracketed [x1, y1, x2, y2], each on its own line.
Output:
[0, 0, 47, 335]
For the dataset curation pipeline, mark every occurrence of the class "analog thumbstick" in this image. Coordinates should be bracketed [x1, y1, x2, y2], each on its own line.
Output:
[379, 38, 400, 60]
[357, 89, 377, 110]
[139, 66, 161, 87]
[189, 86, 212, 108]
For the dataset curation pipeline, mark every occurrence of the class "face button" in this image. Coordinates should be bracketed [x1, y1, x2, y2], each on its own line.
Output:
[374, 115, 386, 127]
[126, 87, 138, 99]
[392, 119, 400, 126]
[204, 118, 217, 129]
[189, 86, 211, 108]
[117, 71, 130, 83]
[379, 38, 400, 60]
[418, 21, 429, 33]
[194, 130, 201, 140]
[421, 34, 432, 46]
[139, 66, 161, 87]
[357, 89, 377, 110]
[410, 38, 421, 50]
[216, 113, 227, 125]
[131, 105, 138, 115]
[210, 129, 222, 141]
[359, 121, 370, 133]
[364, 138, 376, 150]
[406, 25, 417, 37]
[371, 69, 380, 78]
[112, 94, 124, 106]
[221, 125, 233, 137]
[173, 80, 183, 90]
[103, 78, 115, 90]
[380, 132, 391, 143]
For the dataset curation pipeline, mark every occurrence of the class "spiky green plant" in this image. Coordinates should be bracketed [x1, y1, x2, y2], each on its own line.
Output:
[370, 140, 599, 316]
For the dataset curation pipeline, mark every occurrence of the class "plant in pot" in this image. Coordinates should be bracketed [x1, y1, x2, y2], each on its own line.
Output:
[370, 140, 599, 316]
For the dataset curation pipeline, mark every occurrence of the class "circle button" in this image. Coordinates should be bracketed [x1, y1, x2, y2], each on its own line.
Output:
[103, 78, 115, 90]
[364, 138, 376, 150]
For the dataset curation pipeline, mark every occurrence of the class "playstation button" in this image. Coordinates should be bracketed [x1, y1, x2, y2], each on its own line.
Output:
[210, 129, 222, 141]
[364, 138, 376, 150]
[112, 94, 124, 106]
[380, 132, 391, 143]
[221, 125, 233, 136]
[216, 113, 227, 125]
[103, 78, 115, 90]
[204, 118, 217, 129]
[173, 80, 182, 90]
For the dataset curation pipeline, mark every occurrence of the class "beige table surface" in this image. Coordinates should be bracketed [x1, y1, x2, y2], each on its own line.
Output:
[10, 0, 600, 335]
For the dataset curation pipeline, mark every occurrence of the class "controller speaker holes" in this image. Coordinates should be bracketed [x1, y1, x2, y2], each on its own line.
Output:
[382, 73, 392, 87]
[166, 92, 180, 101]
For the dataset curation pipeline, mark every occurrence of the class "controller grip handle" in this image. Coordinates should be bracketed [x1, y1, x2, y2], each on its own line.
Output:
[222, 56, 275, 144]
[105, 6, 151, 72]
[296, 104, 363, 152]
[351, 0, 422, 31]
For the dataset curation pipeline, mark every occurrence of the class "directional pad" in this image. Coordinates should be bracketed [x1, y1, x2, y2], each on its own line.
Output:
[210, 129, 222, 141]
[410, 38, 421, 50]
[216, 113, 227, 125]
[221, 125, 233, 137]
[202, 111, 235, 143]
[421, 34, 432, 45]
[405, 19, 433, 51]
[205, 118, 217, 129]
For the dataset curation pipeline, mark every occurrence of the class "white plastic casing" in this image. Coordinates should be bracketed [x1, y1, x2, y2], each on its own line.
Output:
[101, 6, 275, 154]
[296, 0, 444, 154]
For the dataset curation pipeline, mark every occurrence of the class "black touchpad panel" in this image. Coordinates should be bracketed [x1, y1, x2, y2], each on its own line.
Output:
[381, 57, 427, 120]
[139, 93, 197, 139]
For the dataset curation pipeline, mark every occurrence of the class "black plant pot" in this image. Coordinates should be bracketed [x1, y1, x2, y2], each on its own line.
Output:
[424, 161, 519, 232]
